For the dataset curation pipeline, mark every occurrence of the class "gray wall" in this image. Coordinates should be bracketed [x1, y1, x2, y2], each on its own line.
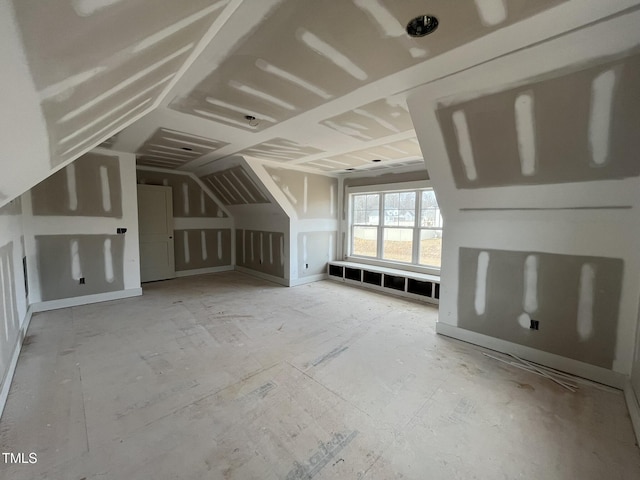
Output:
[265, 166, 338, 220]
[457, 248, 622, 369]
[174, 229, 232, 272]
[31, 152, 123, 217]
[23, 150, 141, 304]
[235, 229, 285, 279]
[137, 170, 227, 218]
[137, 169, 232, 274]
[437, 53, 640, 188]
[36, 234, 125, 301]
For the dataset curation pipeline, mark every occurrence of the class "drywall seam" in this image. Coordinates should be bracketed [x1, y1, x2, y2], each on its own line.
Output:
[0, 0, 49, 209]
[136, 166, 232, 218]
[154, 0, 244, 106]
[0, 305, 32, 421]
[436, 322, 626, 388]
[243, 159, 296, 219]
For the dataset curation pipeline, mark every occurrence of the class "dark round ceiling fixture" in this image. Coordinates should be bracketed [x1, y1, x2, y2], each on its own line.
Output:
[345, 168, 355, 171]
[406, 15, 439, 37]
[244, 114, 259, 127]
[372, 159, 382, 163]
[181, 147, 193, 151]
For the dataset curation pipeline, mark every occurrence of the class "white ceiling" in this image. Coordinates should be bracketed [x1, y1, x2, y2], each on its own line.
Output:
[25, 0, 638, 177]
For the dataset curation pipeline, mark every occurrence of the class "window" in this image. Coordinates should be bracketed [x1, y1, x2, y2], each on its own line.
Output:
[349, 187, 443, 269]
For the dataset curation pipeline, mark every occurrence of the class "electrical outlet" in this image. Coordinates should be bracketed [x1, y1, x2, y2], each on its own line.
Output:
[79, 277, 85, 285]
[530, 319, 539, 330]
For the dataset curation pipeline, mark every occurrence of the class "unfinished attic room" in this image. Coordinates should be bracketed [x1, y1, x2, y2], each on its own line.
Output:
[3, 0, 640, 478]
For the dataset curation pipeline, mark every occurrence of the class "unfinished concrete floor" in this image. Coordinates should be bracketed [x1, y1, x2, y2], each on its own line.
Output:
[1, 272, 639, 479]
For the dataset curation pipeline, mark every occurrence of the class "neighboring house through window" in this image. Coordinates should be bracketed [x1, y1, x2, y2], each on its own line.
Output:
[348, 183, 443, 272]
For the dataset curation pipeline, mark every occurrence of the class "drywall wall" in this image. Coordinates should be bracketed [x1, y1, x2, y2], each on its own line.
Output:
[437, 53, 640, 188]
[263, 165, 339, 283]
[235, 229, 285, 278]
[458, 247, 622, 368]
[199, 157, 291, 283]
[408, 12, 640, 380]
[0, 197, 29, 418]
[31, 152, 123, 217]
[136, 168, 232, 274]
[137, 169, 227, 218]
[22, 149, 141, 306]
[174, 228, 232, 271]
[265, 166, 337, 220]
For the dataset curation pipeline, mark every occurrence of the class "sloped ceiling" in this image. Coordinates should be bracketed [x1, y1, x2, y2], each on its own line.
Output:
[110, 0, 640, 176]
[2, 0, 640, 209]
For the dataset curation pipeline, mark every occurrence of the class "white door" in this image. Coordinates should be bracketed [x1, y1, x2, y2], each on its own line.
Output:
[137, 184, 175, 283]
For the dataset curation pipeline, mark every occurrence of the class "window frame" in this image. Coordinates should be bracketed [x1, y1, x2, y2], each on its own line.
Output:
[346, 181, 442, 276]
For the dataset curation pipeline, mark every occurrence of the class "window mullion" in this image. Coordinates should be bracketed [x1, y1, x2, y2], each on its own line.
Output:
[413, 189, 420, 264]
[377, 193, 384, 259]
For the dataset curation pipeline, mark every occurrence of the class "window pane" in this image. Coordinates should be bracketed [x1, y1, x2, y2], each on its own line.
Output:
[353, 195, 366, 210]
[366, 194, 380, 211]
[421, 190, 442, 228]
[365, 194, 380, 225]
[384, 193, 398, 226]
[399, 191, 416, 210]
[382, 228, 413, 263]
[354, 209, 366, 224]
[398, 209, 415, 227]
[353, 226, 378, 257]
[419, 229, 442, 267]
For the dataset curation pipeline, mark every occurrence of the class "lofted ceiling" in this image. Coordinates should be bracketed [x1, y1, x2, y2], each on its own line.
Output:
[111, 0, 582, 176]
[5, 0, 640, 200]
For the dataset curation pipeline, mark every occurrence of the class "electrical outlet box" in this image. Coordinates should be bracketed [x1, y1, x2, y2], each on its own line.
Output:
[530, 319, 539, 330]
[79, 277, 85, 285]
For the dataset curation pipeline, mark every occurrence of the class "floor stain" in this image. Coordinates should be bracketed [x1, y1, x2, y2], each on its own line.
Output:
[514, 382, 535, 391]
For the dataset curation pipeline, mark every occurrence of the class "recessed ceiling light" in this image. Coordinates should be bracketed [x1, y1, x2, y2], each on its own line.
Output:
[372, 159, 382, 163]
[346, 168, 355, 171]
[406, 15, 439, 37]
[244, 115, 259, 127]
[181, 147, 193, 151]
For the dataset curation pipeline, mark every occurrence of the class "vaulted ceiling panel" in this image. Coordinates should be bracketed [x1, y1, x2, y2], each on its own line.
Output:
[237, 138, 325, 163]
[316, 137, 423, 172]
[12, 0, 231, 167]
[136, 128, 228, 169]
[170, 0, 568, 131]
[201, 166, 270, 205]
[321, 97, 414, 141]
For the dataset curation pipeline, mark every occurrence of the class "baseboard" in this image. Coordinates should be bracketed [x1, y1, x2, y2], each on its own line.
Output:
[289, 273, 328, 286]
[235, 266, 289, 286]
[436, 322, 626, 389]
[624, 381, 640, 447]
[0, 305, 33, 420]
[175, 265, 234, 277]
[31, 288, 143, 313]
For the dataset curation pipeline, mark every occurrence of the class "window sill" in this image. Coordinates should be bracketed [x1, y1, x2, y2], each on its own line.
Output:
[345, 256, 441, 278]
